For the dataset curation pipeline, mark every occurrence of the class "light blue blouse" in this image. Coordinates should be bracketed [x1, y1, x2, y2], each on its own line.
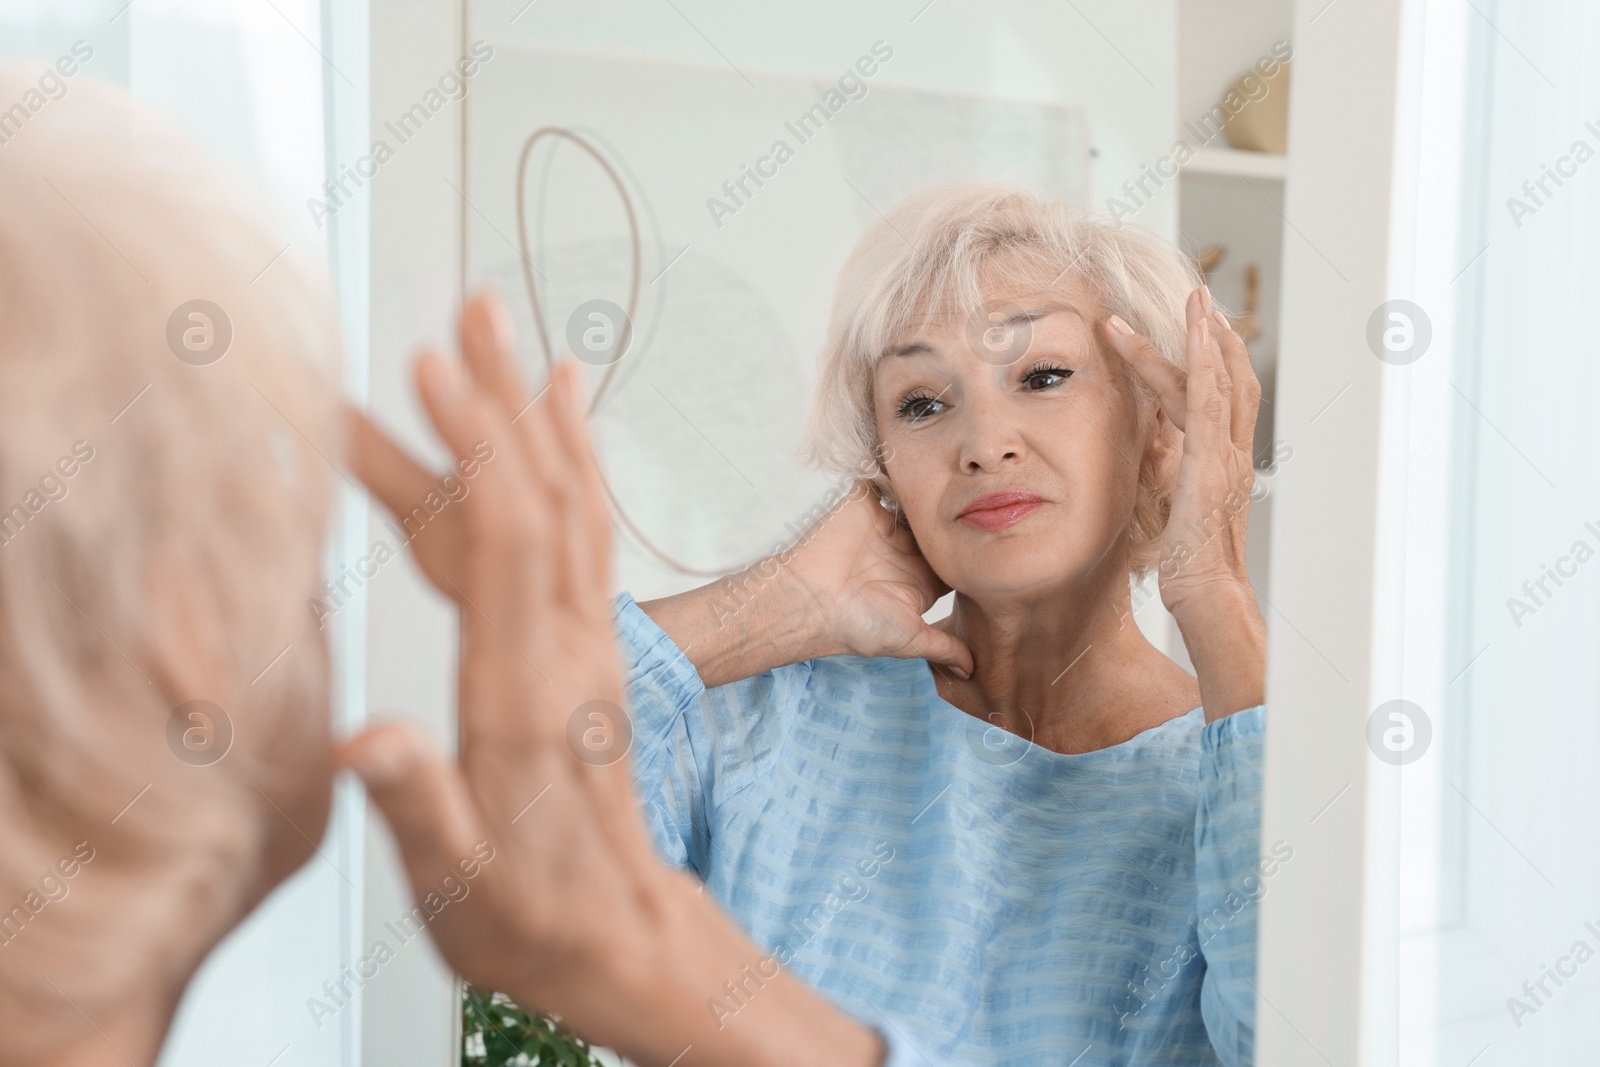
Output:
[613, 591, 1269, 1067]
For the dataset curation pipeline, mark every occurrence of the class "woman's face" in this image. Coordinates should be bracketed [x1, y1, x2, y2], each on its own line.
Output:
[872, 275, 1165, 602]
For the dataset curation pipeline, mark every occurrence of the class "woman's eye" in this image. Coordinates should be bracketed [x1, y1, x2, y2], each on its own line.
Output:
[1023, 365, 1074, 391]
[895, 393, 945, 422]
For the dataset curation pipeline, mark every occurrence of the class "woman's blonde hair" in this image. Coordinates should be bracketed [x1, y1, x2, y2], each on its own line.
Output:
[798, 182, 1200, 577]
[0, 69, 341, 1054]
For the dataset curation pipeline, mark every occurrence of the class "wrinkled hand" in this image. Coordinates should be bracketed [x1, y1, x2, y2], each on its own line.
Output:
[1100, 286, 1266, 721]
[784, 485, 974, 678]
[339, 320, 664, 1012]
[1102, 287, 1262, 619]
[337, 293, 886, 1067]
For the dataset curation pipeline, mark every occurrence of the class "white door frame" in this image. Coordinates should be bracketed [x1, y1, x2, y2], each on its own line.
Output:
[358, 0, 468, 1063]
[1256, 0, 1413, 1062]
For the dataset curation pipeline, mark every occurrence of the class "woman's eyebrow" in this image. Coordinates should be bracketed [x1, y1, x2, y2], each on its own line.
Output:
[885, 305, 1085, 359]
[1014, 303, 1085, 325]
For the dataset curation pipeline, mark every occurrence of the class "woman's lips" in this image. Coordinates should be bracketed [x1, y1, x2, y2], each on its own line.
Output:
[957, 492, 1045, 531]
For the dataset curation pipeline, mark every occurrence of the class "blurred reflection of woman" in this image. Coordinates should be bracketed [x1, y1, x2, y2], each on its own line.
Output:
[372, 184, 1271, 1065]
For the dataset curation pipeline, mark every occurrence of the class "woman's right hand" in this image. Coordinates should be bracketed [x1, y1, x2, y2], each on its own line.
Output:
[777, 485, 974, 677]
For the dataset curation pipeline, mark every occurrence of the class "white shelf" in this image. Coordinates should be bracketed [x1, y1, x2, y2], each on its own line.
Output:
[1183, 146, 1288, 180]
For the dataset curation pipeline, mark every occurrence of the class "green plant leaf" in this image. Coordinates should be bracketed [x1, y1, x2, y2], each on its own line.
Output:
[461, 985, 606, 1067]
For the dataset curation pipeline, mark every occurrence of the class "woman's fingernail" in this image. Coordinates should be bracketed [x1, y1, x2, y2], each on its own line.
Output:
[483, 291, 513, 344]
[1201, 284, 1213, 312]
[954, 667, 971, 680]
[422, 353, 467, 406]
[348, 732, 408, 786]
[1200, 316, 1213, 344]
[1107, 315, 1135, 336]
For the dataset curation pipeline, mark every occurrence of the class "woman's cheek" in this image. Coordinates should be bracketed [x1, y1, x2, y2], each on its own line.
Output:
[894, 480, 949, 555]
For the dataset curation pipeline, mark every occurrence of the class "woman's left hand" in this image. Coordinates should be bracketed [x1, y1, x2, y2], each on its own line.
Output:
[1101, 287, 1267, 720]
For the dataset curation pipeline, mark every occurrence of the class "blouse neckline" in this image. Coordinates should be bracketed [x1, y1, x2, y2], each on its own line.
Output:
[913, 657, 1206, 771]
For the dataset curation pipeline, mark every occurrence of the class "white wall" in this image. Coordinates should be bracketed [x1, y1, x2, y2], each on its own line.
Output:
[1256, 0, 1404, 1061]
[1176, 0, 1292, 128]
[359, 0, 468, 1064]
[475, 0, 1179, 238]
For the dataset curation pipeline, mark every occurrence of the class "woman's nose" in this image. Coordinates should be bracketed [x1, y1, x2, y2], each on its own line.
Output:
[956, 388, 1025, 473]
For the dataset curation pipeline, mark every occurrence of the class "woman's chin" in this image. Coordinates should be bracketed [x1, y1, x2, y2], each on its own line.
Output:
[938, 535, 1118, 603]
[947, 566, 1085, 603]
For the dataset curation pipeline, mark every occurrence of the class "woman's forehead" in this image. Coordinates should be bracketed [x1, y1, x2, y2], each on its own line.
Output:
[891, 271, 1102, 346]
[885, 296, 1104, 368]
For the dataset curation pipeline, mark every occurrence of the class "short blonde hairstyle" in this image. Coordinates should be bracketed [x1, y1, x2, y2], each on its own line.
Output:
[798, 183, 1200, 577]
[0, 69, 340, 1053]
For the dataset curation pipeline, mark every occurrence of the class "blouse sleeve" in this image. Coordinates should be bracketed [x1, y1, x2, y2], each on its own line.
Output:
[1194, 703, 1268, 1067]
[611, 590, 808, 880]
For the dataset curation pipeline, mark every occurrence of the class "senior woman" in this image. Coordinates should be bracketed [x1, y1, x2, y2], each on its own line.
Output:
[362, 186, 1272, 1064]
[633, 186, 1270, 1066]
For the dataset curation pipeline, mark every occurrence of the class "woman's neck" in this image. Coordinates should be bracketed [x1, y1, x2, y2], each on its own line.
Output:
[932, 565, 1201, 754]
[12, 981, 180, 1067]
[0, 768, 271, 1067]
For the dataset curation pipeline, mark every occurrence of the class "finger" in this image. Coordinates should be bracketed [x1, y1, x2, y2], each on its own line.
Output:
[1185, 286, 1208, 334]
[886, 518, 950, 596]
[1212, 310, 1262, 456]
[339, 720, 489, 895]
[882, 524, 967, 676]
[457, 290, 569, 514]
[346, 404, 441, 520]
[416, 352, 565, 765]
[1184, 313, 1231, 454]
[911, 626, 974, 680]
[1103, 316, 1188, 432]
[459, 290, 533, 425]
[415, 350, 553, 610]
[496, 360, 589, 612]
[459, 290, 576, 503]
[531, 360, 597, 607]
[415, 350, 532, 492]
[544, 360, 614, 599]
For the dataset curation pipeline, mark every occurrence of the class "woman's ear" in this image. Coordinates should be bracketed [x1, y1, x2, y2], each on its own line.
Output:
[143, 548, 237, 709]
[1142, 403, 1182, 488]
[874, 479, 912, 531]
